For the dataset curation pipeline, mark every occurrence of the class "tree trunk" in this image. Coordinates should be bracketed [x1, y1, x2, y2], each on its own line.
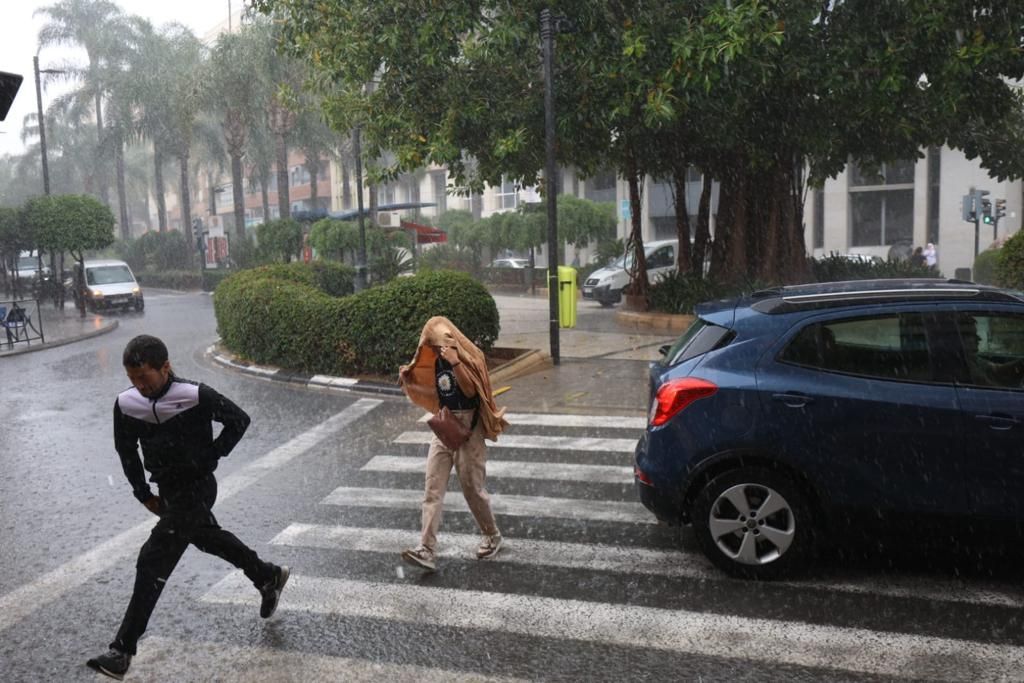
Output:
[276, 134, 290, 219]
[179, 151, 193, 244]
[625, 150, 649, 298]
[154, 144, 168, 232]
[260, 171, 270, 224]
[692, 174, 712, 274]
[94, 89, 109, 207]
[231, 152, 246, 241]
[672, 163, 692, 275]
[308, 157, 320, 208]
[340, 158, 351, 209]
[115, 132, 130, 240]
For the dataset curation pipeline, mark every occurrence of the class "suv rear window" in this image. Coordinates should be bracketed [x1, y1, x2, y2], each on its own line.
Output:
[781, 313, 933, 381]
[664, 318, 732, 367]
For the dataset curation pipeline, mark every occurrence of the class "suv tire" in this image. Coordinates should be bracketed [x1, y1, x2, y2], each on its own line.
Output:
[692, 467, 814, 580]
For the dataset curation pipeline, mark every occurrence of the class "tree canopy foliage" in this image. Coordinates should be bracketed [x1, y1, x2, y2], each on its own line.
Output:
[255, 0, 1024, 286]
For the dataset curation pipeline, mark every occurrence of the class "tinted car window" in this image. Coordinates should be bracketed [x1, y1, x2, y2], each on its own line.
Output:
[664, 317, 731, 367]
[647, 246, 674, 269]
[954, 313, 1024, 389]
[781, 313, 932, 381]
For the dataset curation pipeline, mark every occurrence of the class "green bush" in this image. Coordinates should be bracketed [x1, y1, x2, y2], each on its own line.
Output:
[202, 269, 232, 292]
[997, 231, 1024, 289]
[648, 271, 728, 314]
[256, 218, 304, 263]
[135, 269, 201, 290]
[118, 231, 194, 273]
[417, 244, 481, 276]
[973, 249, 1001, 286]
[214, 266, 497, 377]
[810, 252, 938, 282]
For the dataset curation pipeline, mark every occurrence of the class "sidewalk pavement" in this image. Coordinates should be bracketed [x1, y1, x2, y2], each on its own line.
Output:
[212, 292, 690, 416]
[0, 300, 117, 358]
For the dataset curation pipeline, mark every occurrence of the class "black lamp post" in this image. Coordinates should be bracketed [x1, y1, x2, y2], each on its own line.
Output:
[33, 56, 64, 197]
[540, 9, 574, 365]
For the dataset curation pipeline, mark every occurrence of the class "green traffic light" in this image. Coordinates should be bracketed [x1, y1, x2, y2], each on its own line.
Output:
[983, 215, 994, 225]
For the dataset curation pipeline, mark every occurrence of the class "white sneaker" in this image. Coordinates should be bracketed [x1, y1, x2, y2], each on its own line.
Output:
[477, 534, 503, 559]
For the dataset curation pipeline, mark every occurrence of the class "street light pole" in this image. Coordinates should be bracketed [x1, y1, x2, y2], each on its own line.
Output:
[541, 8, 560, 366]
[33, 56, 51, 196]
[353, 125, 368, 291]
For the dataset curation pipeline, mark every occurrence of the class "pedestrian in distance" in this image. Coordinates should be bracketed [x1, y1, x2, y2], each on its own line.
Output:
[398, 316, 509, 572]
[86, 335, 289, 681]
[924, 242, 938, 268]
[910, 246, 926, 267]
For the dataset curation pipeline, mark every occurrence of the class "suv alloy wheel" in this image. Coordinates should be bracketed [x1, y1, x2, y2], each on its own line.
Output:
[691, 467, 814, 580]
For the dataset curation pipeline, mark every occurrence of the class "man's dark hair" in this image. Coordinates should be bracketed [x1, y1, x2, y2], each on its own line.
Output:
[123, 335, 168, 369]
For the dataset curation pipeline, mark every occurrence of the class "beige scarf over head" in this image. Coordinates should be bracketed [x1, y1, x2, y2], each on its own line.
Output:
[399, 316, 509, 441]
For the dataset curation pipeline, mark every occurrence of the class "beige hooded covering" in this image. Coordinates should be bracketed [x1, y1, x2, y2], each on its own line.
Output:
[399, 316, 508, 441]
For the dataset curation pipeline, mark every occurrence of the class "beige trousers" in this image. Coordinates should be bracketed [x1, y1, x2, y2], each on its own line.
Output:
[420, 409, 499, 551]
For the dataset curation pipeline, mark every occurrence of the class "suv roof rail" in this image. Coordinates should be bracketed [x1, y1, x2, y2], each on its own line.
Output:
[750, 279, 1022, 313]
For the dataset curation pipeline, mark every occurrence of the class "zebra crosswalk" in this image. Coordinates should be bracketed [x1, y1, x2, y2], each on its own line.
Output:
[130, 408, 1024, 681]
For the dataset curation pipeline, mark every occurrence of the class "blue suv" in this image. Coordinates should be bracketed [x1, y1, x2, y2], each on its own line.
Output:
[634, 279, 1024, 579]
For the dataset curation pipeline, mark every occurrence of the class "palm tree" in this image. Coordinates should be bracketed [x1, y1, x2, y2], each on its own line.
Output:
[208, 28, 266, 241]
[35, 0, 125, 208]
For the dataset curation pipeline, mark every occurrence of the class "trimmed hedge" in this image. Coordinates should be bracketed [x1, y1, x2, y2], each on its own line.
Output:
[136, 269, 201, 290]
[214, 264, 499, 377]
[997, 231, 1024, 289]
[973, 249, 1001, 286]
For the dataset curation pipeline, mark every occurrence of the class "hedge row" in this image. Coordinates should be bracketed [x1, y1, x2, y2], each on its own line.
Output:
[213, 263, 500, 378]
[136, 269, 201, 290]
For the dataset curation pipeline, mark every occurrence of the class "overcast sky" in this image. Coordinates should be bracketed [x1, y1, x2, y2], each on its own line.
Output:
[0, 0, 238, 157]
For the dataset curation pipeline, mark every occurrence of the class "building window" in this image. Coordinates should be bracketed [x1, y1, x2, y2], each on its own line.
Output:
[496, 176, 518, 210]
[407, 175, 420, 205]
[432, 172, 447, 213]
[813, 189, 824, 249]
[585, 169, 617, 203]
[927, 147, 940, 245]
[849, 159, 915, 247]
[381, 182, 396, 206]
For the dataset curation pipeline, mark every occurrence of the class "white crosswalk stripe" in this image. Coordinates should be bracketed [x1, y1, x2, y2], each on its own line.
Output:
[141, 407, 1024, 681]
[394, 431, 637, 453]
[418, 411, 647, 430]
[130, 636, 527, 682]
[272, 523, 1024, 609]
[362, 455, 633, 484]
[202, 572, 1024, 682]
[322, 486, 654, 524]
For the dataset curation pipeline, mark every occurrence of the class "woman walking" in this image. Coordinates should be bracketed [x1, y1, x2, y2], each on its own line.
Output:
[398, 316, 509, 571]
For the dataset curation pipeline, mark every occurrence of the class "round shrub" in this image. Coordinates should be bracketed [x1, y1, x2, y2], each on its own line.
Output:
[214, 265, 498, 378]
[997, 231, 1024, 289]
[973, 249, 1001, 286]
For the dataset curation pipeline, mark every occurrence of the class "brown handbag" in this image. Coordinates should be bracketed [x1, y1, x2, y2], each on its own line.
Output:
[427, 406, 473, 451]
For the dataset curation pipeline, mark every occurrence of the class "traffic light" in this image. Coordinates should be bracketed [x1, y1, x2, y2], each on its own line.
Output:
[982, 198, 994, 225]
[962, 193, 976, 222]
[995, 198, 1007, 221]
[192, 218, 205, 251]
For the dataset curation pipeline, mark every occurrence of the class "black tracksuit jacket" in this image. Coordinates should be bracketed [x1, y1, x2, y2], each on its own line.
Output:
[113, 375, 251, 503]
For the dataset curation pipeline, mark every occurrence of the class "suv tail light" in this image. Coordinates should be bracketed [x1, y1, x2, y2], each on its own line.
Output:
[649, 377, 718, 427]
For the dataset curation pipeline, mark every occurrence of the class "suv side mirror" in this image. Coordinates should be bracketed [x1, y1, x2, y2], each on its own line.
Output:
[658, 344, 671, 357]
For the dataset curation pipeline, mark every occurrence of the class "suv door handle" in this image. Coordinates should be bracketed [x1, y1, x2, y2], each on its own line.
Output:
[772, 392, 815, 408]
[975, 414, 1020, 430]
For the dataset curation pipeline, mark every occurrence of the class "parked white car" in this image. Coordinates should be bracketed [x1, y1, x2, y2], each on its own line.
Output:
[582, 239, 679, 307]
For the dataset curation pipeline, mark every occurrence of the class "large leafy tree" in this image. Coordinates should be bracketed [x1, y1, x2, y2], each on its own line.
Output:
[257, 0, 1024, 289]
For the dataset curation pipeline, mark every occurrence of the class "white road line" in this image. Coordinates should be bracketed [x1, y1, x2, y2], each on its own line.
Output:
[362, 455, 633, 484]
[395, 431, 637, 453]
[418, 412, 646, 430]
[0, 399, 382, 634]
[322, 486, 652, 524]
[203, 573, 1024, 682]
[132, 636, 527, 683]
[272, 523, 1024, 609]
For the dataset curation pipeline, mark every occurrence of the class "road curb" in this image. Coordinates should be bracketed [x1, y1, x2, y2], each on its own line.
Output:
[614, 310, 694, 333]
[207, 343, 405, 397]
[0, 318, 119, 358]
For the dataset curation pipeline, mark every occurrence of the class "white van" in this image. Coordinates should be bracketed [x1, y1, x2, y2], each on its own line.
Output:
[582, 238, 679, 307]
[72, 259, 145, 312]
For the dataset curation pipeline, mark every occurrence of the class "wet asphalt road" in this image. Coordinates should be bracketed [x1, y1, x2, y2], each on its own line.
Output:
[2, 291, 1024, 682]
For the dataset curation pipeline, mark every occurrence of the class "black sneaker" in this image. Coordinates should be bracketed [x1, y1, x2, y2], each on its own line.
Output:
[86, 648, 131, 680]
[259, 565, 290, 618]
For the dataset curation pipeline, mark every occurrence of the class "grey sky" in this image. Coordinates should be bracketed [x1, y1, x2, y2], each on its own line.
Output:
[0, 0, 237, 157]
